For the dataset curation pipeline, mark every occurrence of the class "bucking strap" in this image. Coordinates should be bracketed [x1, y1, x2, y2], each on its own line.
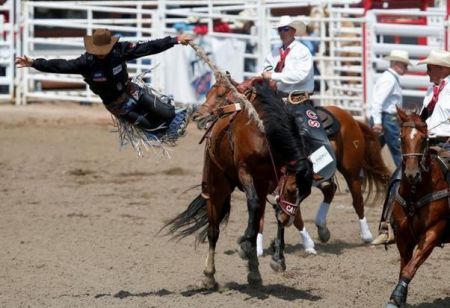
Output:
[213, 103, 242, 117]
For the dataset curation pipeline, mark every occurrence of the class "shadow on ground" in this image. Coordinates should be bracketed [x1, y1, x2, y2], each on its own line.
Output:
[412, 297, 450, 308]
[181, 282, 321, 302]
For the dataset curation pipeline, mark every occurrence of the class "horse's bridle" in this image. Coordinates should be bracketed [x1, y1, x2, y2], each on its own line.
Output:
[401, 121, 429, 173]
[211, 81, 257, 111]
[273, 166, 299, 217]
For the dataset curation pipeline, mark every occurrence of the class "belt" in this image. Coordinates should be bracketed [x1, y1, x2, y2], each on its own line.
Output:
[279, 91, 314, 98]
[279, 91, 314, 105]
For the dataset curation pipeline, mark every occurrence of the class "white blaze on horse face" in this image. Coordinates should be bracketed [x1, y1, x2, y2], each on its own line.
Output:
[409, 128, 418, 140]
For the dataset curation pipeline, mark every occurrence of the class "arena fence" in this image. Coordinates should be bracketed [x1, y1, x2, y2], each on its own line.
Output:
[0, 0, 18, 102]
[365, 7, 448, 112]
[8, 0, 450, 119]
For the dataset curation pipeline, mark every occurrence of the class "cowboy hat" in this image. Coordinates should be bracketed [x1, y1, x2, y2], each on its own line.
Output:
[83, 29, 119, 56]
[418, 49, 450, 68]
[273, 15, 306, 36]
[385, 49, 411, 65]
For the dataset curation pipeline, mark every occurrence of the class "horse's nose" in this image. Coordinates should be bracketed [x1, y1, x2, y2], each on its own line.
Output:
[404, 167, 420, 184]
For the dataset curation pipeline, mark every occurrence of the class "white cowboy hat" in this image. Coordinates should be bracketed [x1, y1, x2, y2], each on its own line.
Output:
[418, 49, 450, 68]
[273, 15, 306, 36]
[385, 49, 411, 65]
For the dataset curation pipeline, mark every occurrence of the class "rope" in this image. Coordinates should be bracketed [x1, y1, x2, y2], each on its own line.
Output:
[188, 41, 265, 132]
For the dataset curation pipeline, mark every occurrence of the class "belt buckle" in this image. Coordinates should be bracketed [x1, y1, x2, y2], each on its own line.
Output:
[288, 90, 309, 104]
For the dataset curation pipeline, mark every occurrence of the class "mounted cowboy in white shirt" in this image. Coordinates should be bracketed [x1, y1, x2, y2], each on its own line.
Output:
[258, 15, 336, 256]
[372, 49, 450, 246]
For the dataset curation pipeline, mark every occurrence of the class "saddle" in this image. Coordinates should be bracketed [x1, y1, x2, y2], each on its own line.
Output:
[315, 106, 340, 138]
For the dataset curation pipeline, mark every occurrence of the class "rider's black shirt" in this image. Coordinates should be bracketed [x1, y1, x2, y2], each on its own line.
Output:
[31, 36, 178, 103]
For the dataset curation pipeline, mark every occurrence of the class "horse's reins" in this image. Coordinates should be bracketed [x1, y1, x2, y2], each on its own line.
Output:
[265, 137, 300, 216]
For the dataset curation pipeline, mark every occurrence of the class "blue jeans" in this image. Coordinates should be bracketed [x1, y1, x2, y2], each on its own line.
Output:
[370, 113, 401, 168]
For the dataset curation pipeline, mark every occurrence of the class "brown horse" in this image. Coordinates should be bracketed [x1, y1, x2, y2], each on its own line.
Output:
[162, 79, 313, 287]
[386, 107, 450, 308]
[268, 105, 390, 270]
[194, 77, 390, 255]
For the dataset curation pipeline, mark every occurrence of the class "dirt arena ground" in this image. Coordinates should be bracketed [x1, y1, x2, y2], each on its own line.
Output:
[1, 102, 450, 308]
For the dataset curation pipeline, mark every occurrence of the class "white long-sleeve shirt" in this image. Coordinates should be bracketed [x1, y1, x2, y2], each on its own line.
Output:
[370, 68, 403, 125]
[263, 40, 314, 93]
[420, 76, 450, 137]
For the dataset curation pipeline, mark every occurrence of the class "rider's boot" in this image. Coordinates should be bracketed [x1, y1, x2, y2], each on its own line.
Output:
[371, 221, 395, 245]
[165, 106, 193, 140]
[372, 168, 401, 246]
[137, 91, 175, 122]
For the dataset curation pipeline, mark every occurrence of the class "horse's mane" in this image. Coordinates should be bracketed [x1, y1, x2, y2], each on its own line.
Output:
[253, 82, 305, 164]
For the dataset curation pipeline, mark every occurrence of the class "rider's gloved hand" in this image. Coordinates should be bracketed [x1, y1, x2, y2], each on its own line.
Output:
[177, 33, 193, 45]
[15, 55, 33, 68]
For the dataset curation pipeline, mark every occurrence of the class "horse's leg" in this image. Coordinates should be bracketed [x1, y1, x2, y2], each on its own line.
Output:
[294, 204, 317, 254]
[315, 180, 336, 243]
[237, 169, 264, 286]
[387, 220, 446, 307]
[256, 215, 264, 257]
[201, 193, 231, 289]
[270, 207, 287, 272]
[344, 173, 373, 243]
[386, 234, 414, 308]
[202, 157, 234, 289]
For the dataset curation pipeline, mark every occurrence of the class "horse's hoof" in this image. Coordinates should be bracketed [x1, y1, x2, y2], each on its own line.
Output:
[199, 278, 218, 290]
[247, 273, 263, 287]
[385, 302, 400, 308]
[316, 224, 331, 243]
[305, 248, 317, 255]
[270, 259, 286, 272]
[360, 228, 373, 243]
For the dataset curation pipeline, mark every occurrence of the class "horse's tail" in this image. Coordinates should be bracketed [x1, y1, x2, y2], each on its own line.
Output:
[160, 193, 231, 245]
[357, 121, 391, 205]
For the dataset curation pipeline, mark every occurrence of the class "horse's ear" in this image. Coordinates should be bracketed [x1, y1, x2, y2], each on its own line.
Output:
[396, 105, 408, 123]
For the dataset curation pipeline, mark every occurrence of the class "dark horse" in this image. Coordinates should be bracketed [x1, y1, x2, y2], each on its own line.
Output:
[386, 107, 450, 308]
[162, 79, 313, 287]
[194, 76, 390, 252]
